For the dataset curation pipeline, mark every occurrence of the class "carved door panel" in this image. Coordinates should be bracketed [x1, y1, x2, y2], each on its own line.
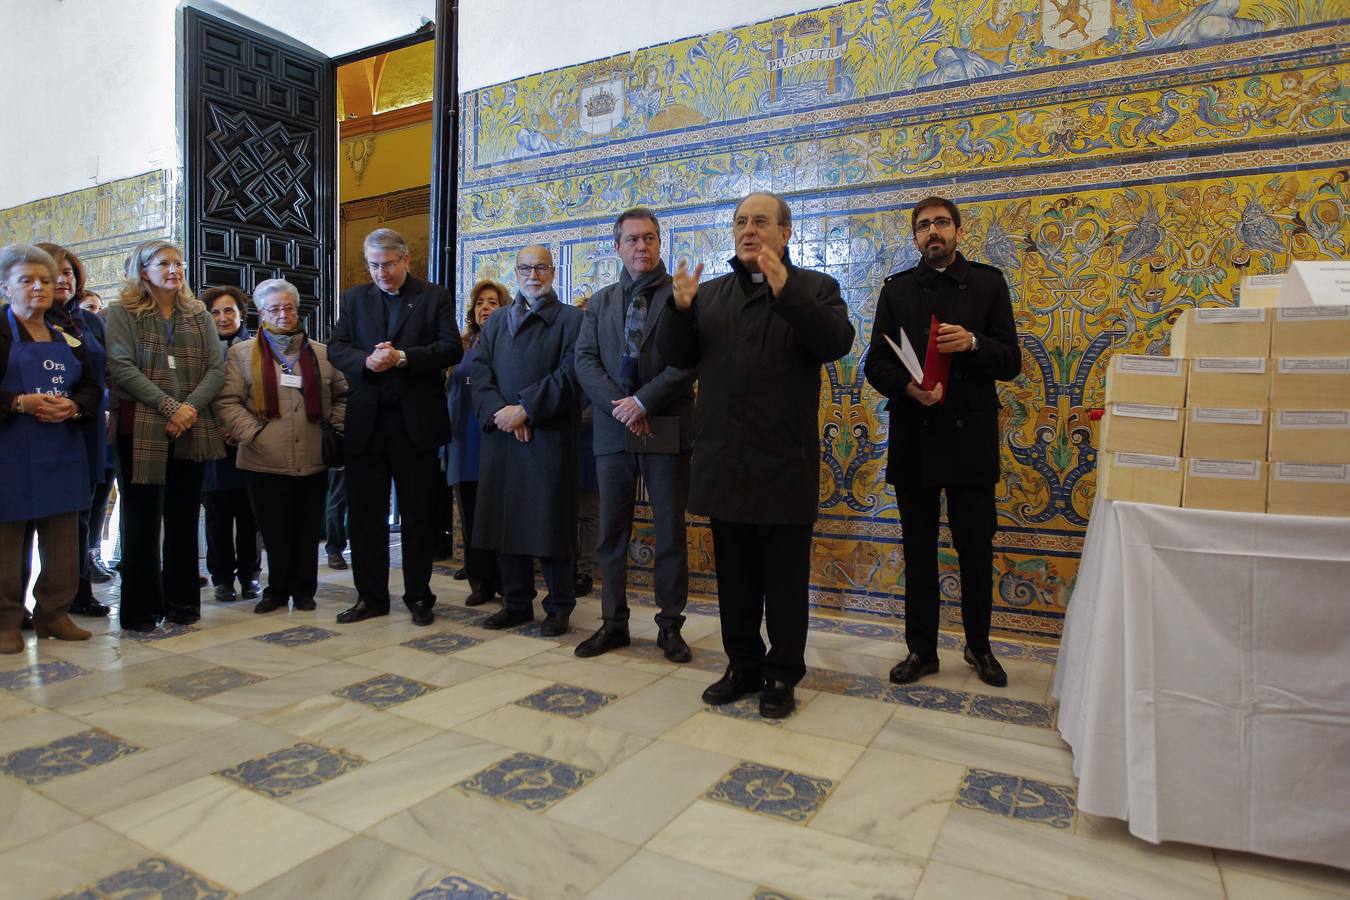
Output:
[185, 9, 335, 338]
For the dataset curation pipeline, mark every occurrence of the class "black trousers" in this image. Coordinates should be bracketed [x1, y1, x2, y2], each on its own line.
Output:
[88, 467, 115, 555]
[709, 519, 813, 685]
[898, 483, 996, 659]
[596, 451, 689, 630]
[247, 471, 326, 603]
[499, 553, 574, 616]
[203, 487, 260, 586]
[116, 436, 205, 625]
[346, 408, 441, 611]
[325, 467, 347, 555]
[455, 480, 498, 600]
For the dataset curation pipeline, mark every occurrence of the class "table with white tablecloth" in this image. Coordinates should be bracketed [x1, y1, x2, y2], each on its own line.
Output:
[1052, 498, 1350, 870]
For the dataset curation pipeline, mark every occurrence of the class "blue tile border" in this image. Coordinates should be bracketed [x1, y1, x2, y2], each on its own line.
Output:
[411, 872, 518, 899]
[957, 768, 1077, 830]
[122, 622, 199, 642]
[706, 761, 836, 824]
[253, 626, 338, 647]
[457, 751, 596, 812]
[0, 728, 142, 785]
[402, 632, 483, 655]
[516, 684, 616, 719]
[0, 659, 91, 692]
[217, 742, 365, 799]
[55, 858, 232, 900]
[334, 674, 437, 710]
[150, 666, 265, 701]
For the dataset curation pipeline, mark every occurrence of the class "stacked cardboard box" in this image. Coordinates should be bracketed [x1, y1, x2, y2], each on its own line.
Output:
[1098, 304, 1350, 516]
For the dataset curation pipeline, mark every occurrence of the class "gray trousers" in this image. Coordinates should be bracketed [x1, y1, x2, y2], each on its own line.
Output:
[595, 451, 690, 630]
[1, 513, 78, 630]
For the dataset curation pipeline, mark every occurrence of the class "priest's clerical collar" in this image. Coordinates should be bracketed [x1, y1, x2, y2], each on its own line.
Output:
[750, 272, 765, 283]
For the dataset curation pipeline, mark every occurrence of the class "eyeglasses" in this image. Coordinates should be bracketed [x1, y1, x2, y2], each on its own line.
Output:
[515, 264, 554, 275]
[151, 260, 186, 270]
[260, 305, 298, 315]
[733, 215, 778, 231]
[366, 258, 405, 273]
[914, 216, 955, 233]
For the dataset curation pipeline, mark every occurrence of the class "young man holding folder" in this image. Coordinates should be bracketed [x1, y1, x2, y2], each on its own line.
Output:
[864, 196, 1022, 687]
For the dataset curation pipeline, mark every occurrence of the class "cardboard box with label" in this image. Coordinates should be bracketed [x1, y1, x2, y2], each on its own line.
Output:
[1104, 354, 1187, 407]
[1270, 357, 1350, 409]
[1186, 358, 1271, 408]
[1098, 451, 1182, 506]
[1267, 462, 1350, 517]
[1099, 403, 1184, 455]
[1183, 458, 1267, 513]
[1271, 305, 1350, 357]
[1268, 410, 1350, 464]
[1239, 274, 1285, 308]
[1183, 407, 1268, 460]
[1169, 307, 1270, 358]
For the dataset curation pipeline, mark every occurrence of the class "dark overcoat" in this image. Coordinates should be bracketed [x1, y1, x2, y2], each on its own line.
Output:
[463, 292, 583, 557]
[657, 255, 854, 525]
[863, 251, 1021, 488]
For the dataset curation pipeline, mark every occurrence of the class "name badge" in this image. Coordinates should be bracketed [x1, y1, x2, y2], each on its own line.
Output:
[167, 355, 176, 369]
[280, 373, 303, 389]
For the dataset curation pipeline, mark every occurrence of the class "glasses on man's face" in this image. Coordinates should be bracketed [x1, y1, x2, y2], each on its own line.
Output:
[261, 305, 297, 316]
[515, 264, 554, 276]
[733, 215, 777, 231]
[914, 217, 955, 234]
[366, 257, 405, 273]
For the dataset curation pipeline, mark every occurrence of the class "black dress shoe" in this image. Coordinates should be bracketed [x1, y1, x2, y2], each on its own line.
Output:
[572, 574, 593, 597]
[540, 612, 570, 637]
[292, 596, 317, 612]
[119, 618, 159, 633]
[69, 595, 111, 618]
[241, 579, 261, 601]
[164, 610, 201, 626]
[701, 666, 763, 705]
[656, 627, 692, 663]
[253, 597, 286, 614]
[452, 567, 468, 580]
[889, 653, 940, 685]
[327, 553, 348, 570]
[20, 609, 34, 631]
[574, 624, 630, 658]
[964, 646, 1008, 688]
[213, 583, 237, 603]
[465, 592, 493, 607]
[482, 607, 533, 630]
[406, 600, 436, 627]
[336, 600, 389, 625]
[198, 575, 208, 587]
[759, 679, 796, 719]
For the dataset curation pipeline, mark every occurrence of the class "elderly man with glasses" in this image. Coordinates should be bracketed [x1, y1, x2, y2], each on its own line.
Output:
[462, 244, 584, 636]
[328, 228, 461, 627]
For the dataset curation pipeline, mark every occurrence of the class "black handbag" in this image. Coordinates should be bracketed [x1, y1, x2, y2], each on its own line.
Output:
[321, 421, 345, 468]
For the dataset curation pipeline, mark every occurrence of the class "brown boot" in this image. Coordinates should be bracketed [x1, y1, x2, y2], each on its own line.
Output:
[0, 630, 23, 654]
[35, 615, 92, 642]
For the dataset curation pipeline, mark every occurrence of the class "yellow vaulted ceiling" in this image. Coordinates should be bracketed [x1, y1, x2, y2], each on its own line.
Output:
[336, 41, 434, 122]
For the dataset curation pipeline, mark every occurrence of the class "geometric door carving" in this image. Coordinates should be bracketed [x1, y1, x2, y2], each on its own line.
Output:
[185, 9, 336, 339]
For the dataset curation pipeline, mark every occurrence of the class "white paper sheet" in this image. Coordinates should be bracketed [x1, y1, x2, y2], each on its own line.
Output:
[883, 331, 924, 384]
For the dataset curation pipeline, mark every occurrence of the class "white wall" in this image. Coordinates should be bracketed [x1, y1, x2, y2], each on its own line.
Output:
[0, 0, 814, 210]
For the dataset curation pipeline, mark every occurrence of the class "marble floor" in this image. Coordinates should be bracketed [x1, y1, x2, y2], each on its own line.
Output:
[2, 560, 1349, 900]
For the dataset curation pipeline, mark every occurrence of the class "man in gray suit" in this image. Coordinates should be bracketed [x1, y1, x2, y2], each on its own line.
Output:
[574, 208, 696, 662]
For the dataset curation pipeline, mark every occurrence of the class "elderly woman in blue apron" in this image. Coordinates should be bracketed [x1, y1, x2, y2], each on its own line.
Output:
[0, 244, 101, 654]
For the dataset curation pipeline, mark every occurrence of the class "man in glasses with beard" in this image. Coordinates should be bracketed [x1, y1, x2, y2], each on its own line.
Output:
[864, 196, 1022, 688]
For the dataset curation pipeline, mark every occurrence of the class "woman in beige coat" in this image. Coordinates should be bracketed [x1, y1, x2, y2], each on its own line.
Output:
[215, 279, 347, 614]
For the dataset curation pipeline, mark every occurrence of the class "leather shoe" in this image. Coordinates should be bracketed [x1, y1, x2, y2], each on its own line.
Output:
[213, 583, 237, 603]
[0, 630, 23, 654]
[452, 567, 468, 580]
[241, 579, 262, 600]
[889, 653, 940, 684]
[35, 615, 92, 642]
[701, 666, 763, 705]
[336, 600, 389, 625]
[540, 612, 570, 637]
[89, 551, 113, 583]
[253, 597, 286, 614]
[327, 553, 348, 570]
[20, 609, 34, 631]
[164, 610, 200, 626]
[292, 596, 317, 612]
[759, 679, 796, 719]
[406, 600, 436, 627]
[656, 627, 692, 663]
[572, 574, 593, 597]
[119, 618, 159, 633]
[964, 646, 1008, 688]
[69, 595, 111, 617]
[482, 607, 533, 630]
[465, 592, 493, 607]
[574, 624, 630, 658]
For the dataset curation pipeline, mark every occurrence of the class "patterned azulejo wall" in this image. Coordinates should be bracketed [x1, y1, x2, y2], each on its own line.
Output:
[0, 170, 183, 298]
[462, 1, 1350, 640]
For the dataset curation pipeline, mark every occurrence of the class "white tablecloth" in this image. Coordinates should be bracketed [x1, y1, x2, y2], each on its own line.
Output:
[1053, 498, 1350, 870]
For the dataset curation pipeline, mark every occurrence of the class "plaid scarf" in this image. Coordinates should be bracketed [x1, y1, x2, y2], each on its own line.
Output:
[128, 306, 224, 484]
[251, 326, 322, 422]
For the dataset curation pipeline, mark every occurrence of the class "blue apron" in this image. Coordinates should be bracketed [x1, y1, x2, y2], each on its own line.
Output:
[0, 308, 91, 523]
[66, 303, 108, 487]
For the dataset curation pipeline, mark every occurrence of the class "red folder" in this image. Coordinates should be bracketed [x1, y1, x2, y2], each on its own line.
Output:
[920, 314, 950, 399]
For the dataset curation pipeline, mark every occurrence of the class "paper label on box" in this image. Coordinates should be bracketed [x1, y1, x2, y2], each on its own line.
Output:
[1194, 307, 1266, 323]
[1188, 458, 1262, 480]
[1276, 305, 1349, 321]
[1114, 451, 1181, 471]
[1115, 355, 1183, 375]
[1191, 408, 1264, 425]
[1111, 403, 1180, 421]
[1247, 275, 1286, 289]
[1274, 462, 1350, 483]
[1277, 357, 1350, 373]
[1194, 357, 1267, 373]
[1275, 410, 1350, 429]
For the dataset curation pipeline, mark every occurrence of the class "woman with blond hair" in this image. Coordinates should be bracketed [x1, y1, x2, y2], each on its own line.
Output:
[105, 240, 226, 631]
